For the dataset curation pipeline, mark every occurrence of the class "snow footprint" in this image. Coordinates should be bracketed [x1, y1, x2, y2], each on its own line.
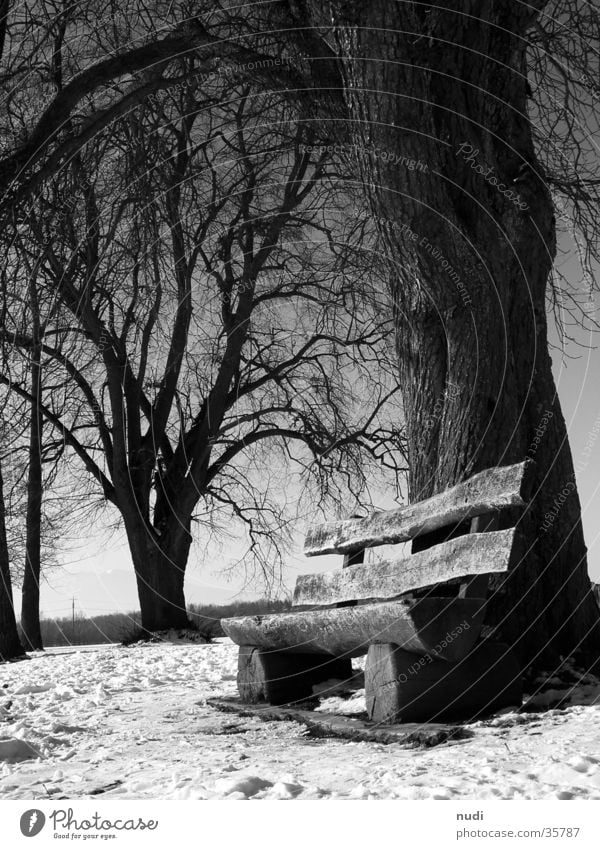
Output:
[567, 754, 598, 773]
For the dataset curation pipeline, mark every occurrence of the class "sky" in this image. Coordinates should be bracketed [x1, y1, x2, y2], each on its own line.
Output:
[551, 314, 600, 583]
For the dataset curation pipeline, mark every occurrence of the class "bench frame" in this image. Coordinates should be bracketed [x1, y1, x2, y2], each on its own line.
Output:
[222, 461, 530, 722]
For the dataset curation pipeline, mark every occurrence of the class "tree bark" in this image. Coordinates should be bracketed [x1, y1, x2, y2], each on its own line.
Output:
[125, 516, 192, 632]
[20, 281, 44, 651]
[0, 461, 25, 661]
[293, 0, 600, 667]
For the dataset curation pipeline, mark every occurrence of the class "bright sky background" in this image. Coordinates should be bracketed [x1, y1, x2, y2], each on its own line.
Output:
[551, 317, 600, 583]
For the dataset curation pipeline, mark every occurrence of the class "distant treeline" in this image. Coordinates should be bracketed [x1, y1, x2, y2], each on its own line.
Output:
[188, 599, 291, 640]
[24, 588, 600, 647]
[21, 599, 291, 647]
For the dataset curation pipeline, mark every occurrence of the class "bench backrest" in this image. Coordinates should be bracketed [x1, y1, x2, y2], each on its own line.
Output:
[293, 460, 531, 608]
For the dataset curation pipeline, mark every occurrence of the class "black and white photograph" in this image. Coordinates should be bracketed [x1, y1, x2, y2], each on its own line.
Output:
[0, 0, 599, 841]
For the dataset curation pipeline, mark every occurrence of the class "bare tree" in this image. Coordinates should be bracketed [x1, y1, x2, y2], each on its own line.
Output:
[0, 230, 91, 651]
[229, 0, 600, 669]
[0, 447, 24, 661]
[18, 260, 44, 649]
[3, 3, 596, 666]
[1, 61, 403, 630]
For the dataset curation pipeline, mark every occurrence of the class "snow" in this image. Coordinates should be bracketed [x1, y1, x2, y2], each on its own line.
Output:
[1, 639, 600, 799]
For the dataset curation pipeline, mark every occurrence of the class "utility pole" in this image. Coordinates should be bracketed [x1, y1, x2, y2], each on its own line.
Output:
[72, 597, 75, 645]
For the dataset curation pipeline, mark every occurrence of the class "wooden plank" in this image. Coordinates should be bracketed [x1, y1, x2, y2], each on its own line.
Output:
[237, 646, 353, 705]
[206, 697, 474, 747]
[458, 514, 499, 600]
[221, 597, 485, 661]
[294, 528, 518, 608]
[304, 460, 531, 556]
[365, 641, 522, 724]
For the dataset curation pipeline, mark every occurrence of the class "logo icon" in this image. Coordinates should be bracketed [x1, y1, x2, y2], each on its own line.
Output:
[19, 810, 46, 837]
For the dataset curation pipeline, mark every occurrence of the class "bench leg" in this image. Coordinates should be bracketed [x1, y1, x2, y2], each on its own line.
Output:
[237, 646, 353, 705]
[366, 641, 522, 724]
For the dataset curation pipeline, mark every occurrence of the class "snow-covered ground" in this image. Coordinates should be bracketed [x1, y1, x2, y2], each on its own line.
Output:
[1, 638, 600, 800]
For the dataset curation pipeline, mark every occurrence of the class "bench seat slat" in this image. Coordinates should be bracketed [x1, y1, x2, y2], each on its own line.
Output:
[294, 528, 518, 608]
[304, 460, 530, 556]
[221, 597, 485, 662]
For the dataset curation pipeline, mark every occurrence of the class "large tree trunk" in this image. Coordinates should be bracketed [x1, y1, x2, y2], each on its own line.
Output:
[0, 461, 25, 661]
[295, 0, 600, 667]
[126, 518, 192, 632]
[20, 282, 43, 651]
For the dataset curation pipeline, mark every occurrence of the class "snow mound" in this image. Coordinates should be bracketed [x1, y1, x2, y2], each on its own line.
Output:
[314, 690, 367, 716]
[213, 775, 273, 797]
[268, 781, 305, 799]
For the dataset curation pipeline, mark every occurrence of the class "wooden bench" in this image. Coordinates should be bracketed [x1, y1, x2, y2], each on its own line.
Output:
[221, 461, 530, 723]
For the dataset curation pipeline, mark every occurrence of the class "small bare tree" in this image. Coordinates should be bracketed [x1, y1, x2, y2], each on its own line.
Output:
[0, 229, 94, 652]
[0, 446, 24, 661]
